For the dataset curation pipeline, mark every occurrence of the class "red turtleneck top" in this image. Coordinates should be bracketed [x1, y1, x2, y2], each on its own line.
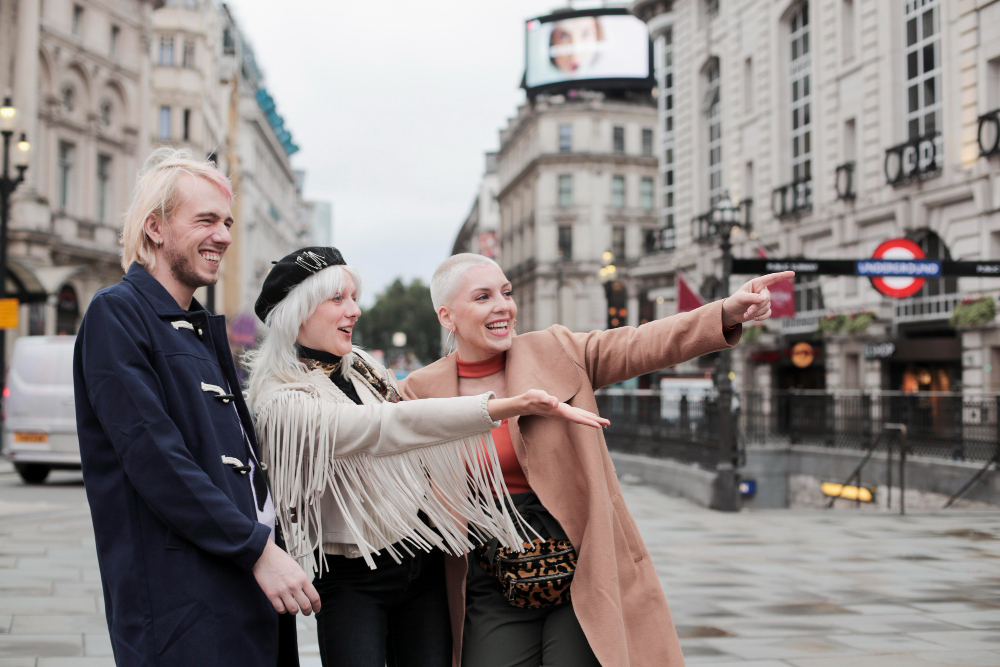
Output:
[457, 354, 531, 495]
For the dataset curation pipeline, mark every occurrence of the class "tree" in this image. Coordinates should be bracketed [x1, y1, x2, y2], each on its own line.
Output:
[354, 278, 441, 365]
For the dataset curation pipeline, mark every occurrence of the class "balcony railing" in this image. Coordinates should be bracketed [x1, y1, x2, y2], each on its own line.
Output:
[884, 133, 942, 186]
[892, 291, 961, 327]
[771, 179, 812, 218]
[835, 162, 856, 200]
[643, 226, 676, 255]
[692, 201, 752, 244]
[780, 308, 827, 334]
[979, 109, 1000, 158]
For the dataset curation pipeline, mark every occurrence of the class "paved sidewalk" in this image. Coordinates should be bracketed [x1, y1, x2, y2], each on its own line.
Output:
[0, 469, 998, 665]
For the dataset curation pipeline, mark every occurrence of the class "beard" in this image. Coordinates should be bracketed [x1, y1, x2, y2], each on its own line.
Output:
[164, 244, 218, 291]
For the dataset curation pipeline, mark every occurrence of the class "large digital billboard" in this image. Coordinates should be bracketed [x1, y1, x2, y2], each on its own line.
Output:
[524, 8, 653, 96]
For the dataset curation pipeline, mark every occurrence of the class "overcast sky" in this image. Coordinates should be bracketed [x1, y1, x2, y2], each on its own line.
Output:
[229, 1, 618, 305]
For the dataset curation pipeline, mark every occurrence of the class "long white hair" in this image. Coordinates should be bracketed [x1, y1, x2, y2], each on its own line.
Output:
[244, 264, 362, 409]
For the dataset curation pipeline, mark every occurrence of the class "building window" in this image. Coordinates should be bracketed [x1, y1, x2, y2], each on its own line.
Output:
[705, 0, 719, 20]
[613, 126, 625, 154]
[641, 128, 653, 156]
[558, 225, 573, 260]
[183, 108, 191, 141]
[744, 57, 753, 113]
[558, 174, 572, 207]
[661, 30, 676, 246]
[641, 177, 654, 210]
[110, 25, 120, 59]
[97, 154, 112, 223]
[704, 58, 722, 206]
[559, 124, 572, 152]
[611, 175, 626, 208]
[790, 3, 812, 184]
[842, 0, 856, 62]
[58, 141, 75, 209]
[223, 27, 236, 55]
[62, 87, 75, 112]
[159, 36, 175, 66]
[183, 39, 195, 68]
[612, 226, 626, 261]
[158, 106, 171, 140]
[100, 100, 112, 127]
[905, 0, 941, 142]
[72, 5, 84, 37]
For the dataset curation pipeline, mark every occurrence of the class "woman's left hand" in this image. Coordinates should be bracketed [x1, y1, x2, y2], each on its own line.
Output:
[721, 271, 795, 327]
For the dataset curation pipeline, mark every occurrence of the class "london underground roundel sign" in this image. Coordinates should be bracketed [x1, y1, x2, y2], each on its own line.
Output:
[870, 238, 926, 298]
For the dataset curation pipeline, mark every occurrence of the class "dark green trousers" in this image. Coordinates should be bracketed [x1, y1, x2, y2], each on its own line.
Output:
[462, 552, 601, 667]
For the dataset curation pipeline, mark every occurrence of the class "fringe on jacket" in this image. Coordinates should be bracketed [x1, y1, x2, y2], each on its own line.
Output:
[252, 368, 527, 572]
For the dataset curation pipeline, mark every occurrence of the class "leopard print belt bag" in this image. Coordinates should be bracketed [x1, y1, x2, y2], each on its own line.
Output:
[476, 537, 578, 608]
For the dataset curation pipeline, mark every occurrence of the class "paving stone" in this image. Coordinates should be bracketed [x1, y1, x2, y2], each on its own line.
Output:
[83, 633, 112, 657]
[0, 599, 95, 615]
[0, 634, 82, 657]
[11, 615, 109, 635]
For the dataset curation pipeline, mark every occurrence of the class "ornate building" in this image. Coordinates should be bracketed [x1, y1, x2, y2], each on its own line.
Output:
[631, 0, 1000, 395]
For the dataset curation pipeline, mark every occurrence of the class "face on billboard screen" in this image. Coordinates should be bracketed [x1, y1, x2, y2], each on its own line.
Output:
[525, 13, 651, 90]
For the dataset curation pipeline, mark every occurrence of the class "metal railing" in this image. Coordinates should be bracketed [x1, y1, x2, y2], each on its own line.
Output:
[597, 388, 1000, 466]
[884, 133, 942, 185]
[892, 291, 961, 326]
[978, 109, 1000, 158]
[771, 179, 813, 218]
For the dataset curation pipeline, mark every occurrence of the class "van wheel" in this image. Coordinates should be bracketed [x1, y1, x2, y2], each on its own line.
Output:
[14, 464, 50, 485]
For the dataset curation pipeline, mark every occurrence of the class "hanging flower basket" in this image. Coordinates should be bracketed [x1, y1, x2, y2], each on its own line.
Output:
[844, 311, 877, 334]
[742, 325, 763, 345]
[950, 296, 996, 328]
[818, 314, 847, 336]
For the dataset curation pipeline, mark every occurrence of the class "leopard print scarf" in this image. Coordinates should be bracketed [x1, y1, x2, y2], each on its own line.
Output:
[301, 354, 401, 404]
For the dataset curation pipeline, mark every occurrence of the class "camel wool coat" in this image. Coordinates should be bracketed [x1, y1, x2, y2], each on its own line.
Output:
[400, 300, 741, 667]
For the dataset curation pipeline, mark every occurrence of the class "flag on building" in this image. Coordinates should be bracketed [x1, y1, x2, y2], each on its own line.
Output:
[677, 272, 705, 313]
[757, 246, 796, 318]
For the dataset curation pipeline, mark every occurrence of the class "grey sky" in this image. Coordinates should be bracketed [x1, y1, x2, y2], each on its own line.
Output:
[229, 1, 609, 305]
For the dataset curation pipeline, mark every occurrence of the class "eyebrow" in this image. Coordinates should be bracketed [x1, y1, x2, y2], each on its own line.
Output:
[196, 211, 235, 223]
[469, 283, 512, 294]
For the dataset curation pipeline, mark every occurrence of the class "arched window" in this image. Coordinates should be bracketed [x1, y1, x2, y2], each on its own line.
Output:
[56, 284, 80, 335]
[908, 229, 957, 296]
[789, 3, 811, 184]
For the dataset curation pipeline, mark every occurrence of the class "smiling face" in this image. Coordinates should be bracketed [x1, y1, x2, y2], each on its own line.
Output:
[296, 271, 361, 357]
[146, 173, 233, 307]
[440, 264, 517, 362]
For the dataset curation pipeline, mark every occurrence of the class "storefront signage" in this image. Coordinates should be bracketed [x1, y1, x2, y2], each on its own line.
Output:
[862, 342, 896, 359]
[0, 298, 19, 330]
[791, 341, 815, 368]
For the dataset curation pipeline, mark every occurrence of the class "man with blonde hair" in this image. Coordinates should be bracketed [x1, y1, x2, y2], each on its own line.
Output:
[73, 148, 316, 666]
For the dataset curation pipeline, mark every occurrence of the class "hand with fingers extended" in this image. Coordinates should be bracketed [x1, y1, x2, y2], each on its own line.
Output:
[721, 271, 796, 328]
[252, 540, 322, 616]
[488, 390, 610, 428]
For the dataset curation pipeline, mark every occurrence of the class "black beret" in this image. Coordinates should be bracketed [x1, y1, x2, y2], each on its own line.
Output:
[254, 246, 346, 323]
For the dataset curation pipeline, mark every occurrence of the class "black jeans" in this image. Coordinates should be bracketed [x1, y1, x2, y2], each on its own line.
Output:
[313, 547, 451, 667]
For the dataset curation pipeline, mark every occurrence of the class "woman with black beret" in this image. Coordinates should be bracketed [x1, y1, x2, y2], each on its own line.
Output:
[244, 247, 607, 667]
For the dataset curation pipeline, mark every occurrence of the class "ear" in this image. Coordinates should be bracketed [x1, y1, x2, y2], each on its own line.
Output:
[144, 214, 164, 247]
[437, 305, 454, 333]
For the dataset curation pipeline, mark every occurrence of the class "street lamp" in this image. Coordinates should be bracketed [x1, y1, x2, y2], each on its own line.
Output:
[0, 94, 31, 414]
[710, 191, 745, 512]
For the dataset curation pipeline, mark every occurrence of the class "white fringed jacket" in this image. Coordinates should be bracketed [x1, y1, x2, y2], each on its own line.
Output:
[251, 349, 523, 572]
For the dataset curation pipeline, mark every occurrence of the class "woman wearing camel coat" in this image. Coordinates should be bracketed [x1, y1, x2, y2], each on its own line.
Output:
[402, 298, 742, 666]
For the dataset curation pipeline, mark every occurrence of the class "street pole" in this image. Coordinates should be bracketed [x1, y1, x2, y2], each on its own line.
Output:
[713, 229, 740, 511]
[0, 95, 30, 416]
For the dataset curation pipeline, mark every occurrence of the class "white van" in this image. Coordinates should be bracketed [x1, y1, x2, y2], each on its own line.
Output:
[3, 336, 78, 484]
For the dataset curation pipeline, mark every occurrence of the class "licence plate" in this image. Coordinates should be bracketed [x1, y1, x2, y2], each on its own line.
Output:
[14, 432, 48, 443]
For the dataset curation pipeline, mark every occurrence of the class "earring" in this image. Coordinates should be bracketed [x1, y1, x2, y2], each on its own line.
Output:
[444, 329, 456, 356]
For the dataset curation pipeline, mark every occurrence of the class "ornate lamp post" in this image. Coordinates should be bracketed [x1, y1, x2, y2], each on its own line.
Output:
[0, 95, 32, 410]
[710, 192, 744, 512]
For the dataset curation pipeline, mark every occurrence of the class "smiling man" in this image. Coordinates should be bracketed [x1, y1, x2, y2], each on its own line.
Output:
[73, 148, 317, 666]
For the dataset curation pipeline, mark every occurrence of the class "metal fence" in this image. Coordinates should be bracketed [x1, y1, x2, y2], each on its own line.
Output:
[596, 389, 1000, 468]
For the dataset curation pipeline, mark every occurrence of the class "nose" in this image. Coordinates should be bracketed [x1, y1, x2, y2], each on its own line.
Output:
[212, 222, 233, 247]
[348, 299, 361, 319]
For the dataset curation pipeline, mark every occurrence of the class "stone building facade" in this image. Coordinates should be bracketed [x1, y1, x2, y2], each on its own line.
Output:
[495, 95, 658, 333]
[631, 0, 1000, 395]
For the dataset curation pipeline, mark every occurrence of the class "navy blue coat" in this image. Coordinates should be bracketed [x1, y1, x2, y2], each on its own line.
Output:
[73, 264, 298, 666]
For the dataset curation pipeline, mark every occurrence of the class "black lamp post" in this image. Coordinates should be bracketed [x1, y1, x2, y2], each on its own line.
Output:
[0, 95, 32, 412]
[710, 191, 743, 512]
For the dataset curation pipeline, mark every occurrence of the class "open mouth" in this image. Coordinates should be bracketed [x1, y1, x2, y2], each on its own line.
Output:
[338, 326, 353, 337]
[485, 320, 509, 336]
[200, 250, 222, 266]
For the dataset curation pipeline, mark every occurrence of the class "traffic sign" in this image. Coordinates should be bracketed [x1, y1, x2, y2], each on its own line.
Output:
[0, 298, 19, 329]
[869, 238, 927, 298]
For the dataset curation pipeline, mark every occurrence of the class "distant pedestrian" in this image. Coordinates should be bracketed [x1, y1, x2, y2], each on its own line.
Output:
[401, 253, 793, 667]
[244, 246, 608, 667]
[73, 148, 314, 666]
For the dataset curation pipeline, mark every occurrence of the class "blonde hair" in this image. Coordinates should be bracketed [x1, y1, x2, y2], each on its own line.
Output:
[244, 264, 363, 409]
[430, 253, 502, 311]
[120, 147, 234, 273]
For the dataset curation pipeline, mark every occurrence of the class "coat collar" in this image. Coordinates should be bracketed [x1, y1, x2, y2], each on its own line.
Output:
[123, 263, 209, 318]
[406, 329, 581, 403]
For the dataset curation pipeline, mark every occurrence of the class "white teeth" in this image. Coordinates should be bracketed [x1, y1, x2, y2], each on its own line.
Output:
[486, 322, 508, 331]
[201, 252, 221, 263]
